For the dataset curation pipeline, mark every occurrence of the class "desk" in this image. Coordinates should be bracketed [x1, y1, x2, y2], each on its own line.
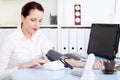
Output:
[12, 68, 119, 80]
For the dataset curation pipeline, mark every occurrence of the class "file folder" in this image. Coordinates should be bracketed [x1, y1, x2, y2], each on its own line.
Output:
[61, 29, 69, 54]
[69, 29, 77, 53]
[84, 29, 91, 53]
[41, 28, 57, 50]
[77, 29, 85, 54]
[49, 28, 58, 50]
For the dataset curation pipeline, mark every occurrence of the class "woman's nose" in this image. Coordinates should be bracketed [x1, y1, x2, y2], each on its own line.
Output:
[35, 22, 40, 27]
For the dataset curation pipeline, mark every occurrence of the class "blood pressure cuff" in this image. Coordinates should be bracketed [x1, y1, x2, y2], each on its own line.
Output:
[46, 49, 73, 69]
[46, 50, 63, 61]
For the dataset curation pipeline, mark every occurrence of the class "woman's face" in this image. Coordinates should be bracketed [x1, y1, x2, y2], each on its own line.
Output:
[21, 9, 44, 34]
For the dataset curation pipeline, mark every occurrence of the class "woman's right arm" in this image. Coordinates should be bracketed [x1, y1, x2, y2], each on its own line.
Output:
[0, 38, 47, 80]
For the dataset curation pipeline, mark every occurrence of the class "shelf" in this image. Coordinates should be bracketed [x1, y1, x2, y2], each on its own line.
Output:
[0, 24, 17, 27]
[0, 24, 58, 28]
[61, 25, 91, 28]
[40, 25, 58, 28]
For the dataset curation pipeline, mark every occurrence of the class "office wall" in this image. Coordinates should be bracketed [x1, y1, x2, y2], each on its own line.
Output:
[0, 0, 120, 26]
[82, 0, 115, 26]
[0, 0, 57, 25]
[60, 0, 116, 26]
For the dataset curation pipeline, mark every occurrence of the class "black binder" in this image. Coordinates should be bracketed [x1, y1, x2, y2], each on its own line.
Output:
[87, 23, 120, 60]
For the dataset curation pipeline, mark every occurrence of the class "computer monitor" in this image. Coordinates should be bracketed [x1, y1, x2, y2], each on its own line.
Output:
[87, 23, 120, 60]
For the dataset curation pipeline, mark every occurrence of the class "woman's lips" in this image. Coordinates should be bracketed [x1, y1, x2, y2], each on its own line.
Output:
[32, 27, 38, 31]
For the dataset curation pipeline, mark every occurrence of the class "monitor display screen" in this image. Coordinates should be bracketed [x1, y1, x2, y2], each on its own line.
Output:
[87, 23, 120, 60]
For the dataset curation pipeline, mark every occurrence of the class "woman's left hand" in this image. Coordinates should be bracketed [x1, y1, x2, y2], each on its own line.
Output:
[93, 60, 103, 69]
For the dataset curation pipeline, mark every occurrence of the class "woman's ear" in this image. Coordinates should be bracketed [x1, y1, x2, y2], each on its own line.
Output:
[21, 15, 24, 23]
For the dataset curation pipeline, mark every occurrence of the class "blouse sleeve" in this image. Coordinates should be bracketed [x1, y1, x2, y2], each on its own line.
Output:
[0, 37, 18, 80]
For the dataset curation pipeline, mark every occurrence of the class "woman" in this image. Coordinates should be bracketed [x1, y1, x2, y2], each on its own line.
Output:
[0, 1, 53, 80]
[0, 1, 103, 80]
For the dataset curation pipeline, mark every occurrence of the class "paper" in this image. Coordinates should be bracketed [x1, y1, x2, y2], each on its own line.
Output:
[43, 60, 65, 70]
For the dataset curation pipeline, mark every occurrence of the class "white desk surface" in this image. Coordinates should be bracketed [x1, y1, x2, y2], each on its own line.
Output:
[12, 67, 120, 80]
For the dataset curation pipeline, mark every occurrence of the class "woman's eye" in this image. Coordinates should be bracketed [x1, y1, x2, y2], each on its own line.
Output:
[31, 19, 36, 21]
[39, 20, 42, 22]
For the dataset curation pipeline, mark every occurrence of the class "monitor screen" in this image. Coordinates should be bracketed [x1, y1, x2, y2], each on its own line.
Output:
[87, 23, 120, 60]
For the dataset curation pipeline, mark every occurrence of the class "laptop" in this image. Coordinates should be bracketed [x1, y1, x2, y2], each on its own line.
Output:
[71, 53, 95, 77]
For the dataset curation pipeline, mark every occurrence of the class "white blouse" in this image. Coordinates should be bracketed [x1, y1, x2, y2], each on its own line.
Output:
[0, 27, 53, 80]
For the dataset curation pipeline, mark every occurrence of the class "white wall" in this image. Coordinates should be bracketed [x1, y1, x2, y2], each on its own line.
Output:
[115, 0, 120, 13]
[0, 1, 6, 24]
[109, 0, 120, 23]
[61, 0, 118, 26]
[1, 0, 120, 26]
[0, 0, 57, 25]
[81, 0, 115, 26]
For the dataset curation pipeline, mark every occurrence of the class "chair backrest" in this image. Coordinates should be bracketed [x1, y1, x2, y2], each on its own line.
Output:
[87, 23, 120, 60]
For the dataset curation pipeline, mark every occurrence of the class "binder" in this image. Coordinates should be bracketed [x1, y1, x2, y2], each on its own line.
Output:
[41, 28, 57, 51]
[69, 29, 77, 53]
[49, 28, 58, 50]
[77, 29, 85, 54]
[61, 29, 69, 54]
[84, 29, 91, 53]
[5, 28, 16, 35]
[41, 28, 57, 50]
[41, 28, 50, 38]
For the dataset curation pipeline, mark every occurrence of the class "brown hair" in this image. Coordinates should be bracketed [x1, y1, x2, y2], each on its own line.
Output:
[21, 1, 44, 17]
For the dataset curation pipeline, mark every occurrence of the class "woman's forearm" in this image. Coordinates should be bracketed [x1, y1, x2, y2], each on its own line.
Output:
[65, 59, 86, 67]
